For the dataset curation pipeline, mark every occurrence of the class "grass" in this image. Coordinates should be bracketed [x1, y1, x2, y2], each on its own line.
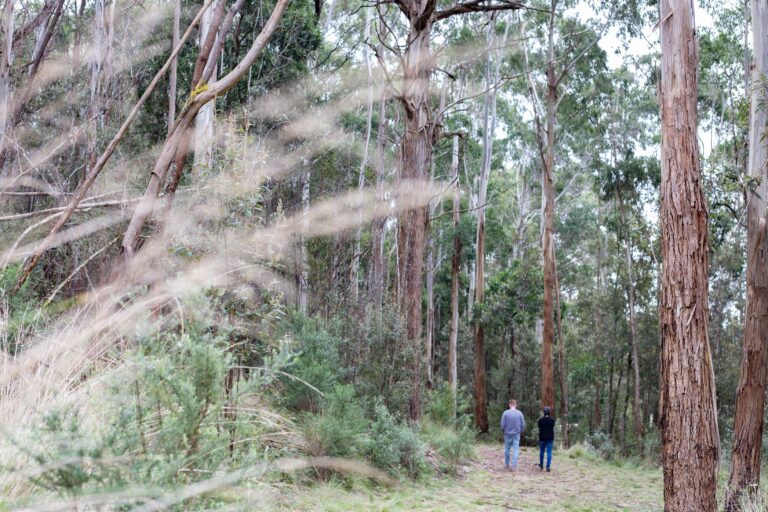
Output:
[273, 444, 664, 512]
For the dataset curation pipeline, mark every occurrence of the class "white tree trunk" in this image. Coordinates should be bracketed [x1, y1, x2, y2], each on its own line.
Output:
[0, 0, 14, 176]
[448, 134, 461, 407]
[350, 6, 374, 306]
[194, 0, 220, 173]
[298, 166, 310, 315]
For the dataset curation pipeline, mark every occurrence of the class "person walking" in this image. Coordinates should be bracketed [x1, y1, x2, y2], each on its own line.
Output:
[538, 406, 556, 472]
[500, 399, 525, 470]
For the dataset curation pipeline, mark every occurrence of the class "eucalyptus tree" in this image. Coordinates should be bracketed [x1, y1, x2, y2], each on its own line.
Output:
[374, 0, 527, 421]
[520, 0, 610, 444]
[658, 0, 719, 508]
[726, 0, 768, 508]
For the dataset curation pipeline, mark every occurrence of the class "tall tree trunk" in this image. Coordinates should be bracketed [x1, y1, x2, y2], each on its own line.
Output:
[659, 0, 719, 509]
[540, 1, 557, 412]
[618, 194, 644, 449]
[448, 133, 461, 412]
[350, 6, 374, 308]
[387, 0, 523, 422]
[592, 211, 604, 432]
[398, 11, 435, 422]
[370, 92, 387, 312]
[87, 0, 107, 172]
[726, 1, 768, 508]
[472, 11, 505, 434]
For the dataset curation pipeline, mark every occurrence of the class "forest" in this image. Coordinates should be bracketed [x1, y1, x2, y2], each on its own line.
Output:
[0, 0, 766, 510]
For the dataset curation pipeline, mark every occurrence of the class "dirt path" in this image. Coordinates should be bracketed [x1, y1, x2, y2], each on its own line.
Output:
[453, 444, 662, 511]
[277, 444, 664, 511]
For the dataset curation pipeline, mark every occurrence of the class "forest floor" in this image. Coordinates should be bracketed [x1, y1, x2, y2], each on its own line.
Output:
[275, 444, 664, 511]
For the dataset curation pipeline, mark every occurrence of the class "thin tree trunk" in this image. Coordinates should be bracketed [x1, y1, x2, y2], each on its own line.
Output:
[609, 354, 623, 439]
[472, 11, 505, 434]
[659, 0, 719, 509]
[448, 133, 461, 411]
[592, 210, 604, 432]
[554, 264, 569, 447]
[618, 194, 644, 449]
[370, 92, 386, 312]
[0, 0, 15, 177]
[620, 351, 631, 454]
[726, 0, 768, 508]
[297, 166, 310, 315]
[350, 7, 374, 308]
[168, 0, 181, 131]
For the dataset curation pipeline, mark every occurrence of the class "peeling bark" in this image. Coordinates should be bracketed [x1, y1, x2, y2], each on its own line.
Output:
[659, 0, 719, 509]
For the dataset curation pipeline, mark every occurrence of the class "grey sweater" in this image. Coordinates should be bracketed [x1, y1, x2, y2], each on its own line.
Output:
[501, 408, 525, 436]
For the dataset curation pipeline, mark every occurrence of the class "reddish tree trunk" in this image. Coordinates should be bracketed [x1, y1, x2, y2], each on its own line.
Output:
[659, 0, 719, 509]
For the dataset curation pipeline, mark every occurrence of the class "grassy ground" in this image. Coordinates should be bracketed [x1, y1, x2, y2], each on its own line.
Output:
[274, 444, 664, 512]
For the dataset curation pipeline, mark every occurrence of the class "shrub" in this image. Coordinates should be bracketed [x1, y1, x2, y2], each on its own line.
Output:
[420, 417, 475, 474]
[279, 315, 344, 412]
[585, 430, 616, 460]
[15, 298, 301, 502]
[364, 403, 427, 478]
[424, 382, 472, 425]
[303, 385, 369, 459]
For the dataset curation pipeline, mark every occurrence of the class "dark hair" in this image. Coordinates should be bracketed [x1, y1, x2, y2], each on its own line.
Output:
[543, 406, 552, 416]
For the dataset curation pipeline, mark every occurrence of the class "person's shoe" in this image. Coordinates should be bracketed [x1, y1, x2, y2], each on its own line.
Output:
[505, 464, 510, 470]
[546, 468, 551, 472]
[538, 464, 543, 471]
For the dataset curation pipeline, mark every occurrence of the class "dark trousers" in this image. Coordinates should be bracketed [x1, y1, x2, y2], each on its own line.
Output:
[539, 439, 553, 469]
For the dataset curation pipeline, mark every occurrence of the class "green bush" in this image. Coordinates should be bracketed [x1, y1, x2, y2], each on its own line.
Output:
[303, 385, 369, 459]
[279, 315, 345, 412]
[424, 382, 471, 425]
[420, 417, 475, 474]
[366, 403, 427, 478]
[16, 299, 299, 502]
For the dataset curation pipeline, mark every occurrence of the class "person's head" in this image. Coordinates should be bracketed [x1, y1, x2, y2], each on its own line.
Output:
[508, 399, 517, 409]
[543, 406, 551, 417]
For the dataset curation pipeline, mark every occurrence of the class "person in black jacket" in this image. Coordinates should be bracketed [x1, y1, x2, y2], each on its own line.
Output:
[538, 406, 556, 472]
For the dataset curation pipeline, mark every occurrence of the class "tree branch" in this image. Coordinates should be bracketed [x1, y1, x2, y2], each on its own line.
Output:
[11, 0, 215, 293]
[435, 0, 524, 21]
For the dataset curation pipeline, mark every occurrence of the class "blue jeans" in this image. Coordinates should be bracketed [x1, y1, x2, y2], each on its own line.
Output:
[504, 433, 520, 467]
[539, 440, 553, 469]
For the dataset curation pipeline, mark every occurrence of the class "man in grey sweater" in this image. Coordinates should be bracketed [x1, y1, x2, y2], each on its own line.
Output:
[500, 399, 525, 470]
